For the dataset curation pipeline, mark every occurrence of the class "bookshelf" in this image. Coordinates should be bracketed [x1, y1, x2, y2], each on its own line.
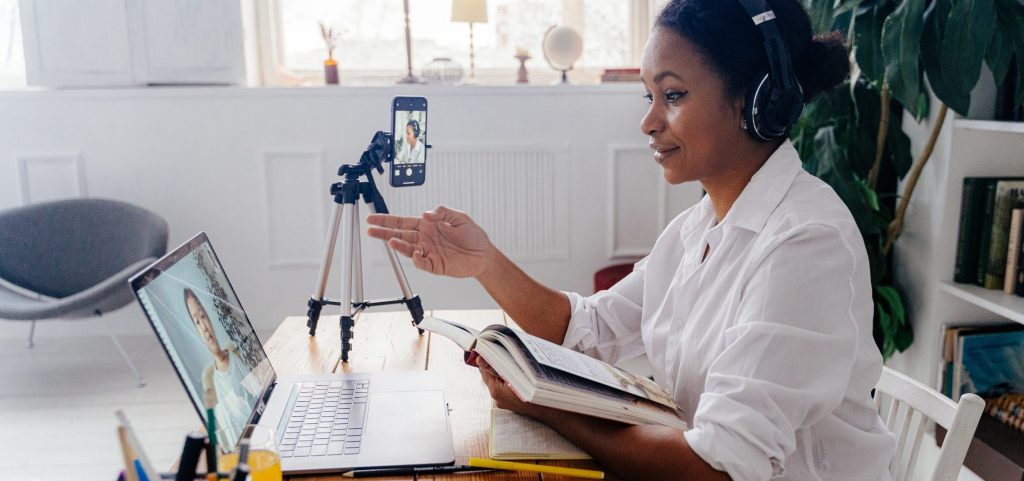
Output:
[890, 107, 1024, 481]
[954, 119, 1024, 135]
[939, 282, 1024, 326]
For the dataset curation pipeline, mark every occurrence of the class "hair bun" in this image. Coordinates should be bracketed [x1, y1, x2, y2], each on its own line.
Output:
[795, 31, 849, 100]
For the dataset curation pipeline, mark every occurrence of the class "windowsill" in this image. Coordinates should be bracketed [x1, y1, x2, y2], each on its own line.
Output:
[0, 82, 645, 100]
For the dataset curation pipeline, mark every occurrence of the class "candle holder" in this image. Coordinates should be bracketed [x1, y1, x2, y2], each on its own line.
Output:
[515, 54, 530, 84]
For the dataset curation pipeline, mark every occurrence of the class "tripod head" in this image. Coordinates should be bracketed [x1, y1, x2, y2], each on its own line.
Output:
[343, 130, 393, 176]
[335, 131, 392, 215]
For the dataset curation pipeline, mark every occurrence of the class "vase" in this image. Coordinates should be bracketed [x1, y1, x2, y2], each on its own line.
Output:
[423, 57, 464, 85]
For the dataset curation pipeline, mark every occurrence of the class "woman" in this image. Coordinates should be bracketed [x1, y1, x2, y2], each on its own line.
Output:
[367, 1, 895, 479]
[400, 119, 424, 164]
[184, 287, 255, 443]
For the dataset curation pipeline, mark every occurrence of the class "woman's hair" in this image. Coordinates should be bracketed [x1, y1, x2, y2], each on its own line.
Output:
[655, 0, 848, 102]
[183, 287, 201, 315]
[406, 119, 421, 138]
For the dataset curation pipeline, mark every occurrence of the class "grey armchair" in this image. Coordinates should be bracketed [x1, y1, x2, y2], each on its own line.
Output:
[0, 198, 168, 386]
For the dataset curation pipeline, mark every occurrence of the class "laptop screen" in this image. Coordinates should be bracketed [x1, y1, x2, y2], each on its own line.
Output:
[130, 232, 275, 447]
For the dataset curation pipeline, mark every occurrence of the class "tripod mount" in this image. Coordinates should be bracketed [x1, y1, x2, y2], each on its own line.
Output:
[305, 131, 424, 362]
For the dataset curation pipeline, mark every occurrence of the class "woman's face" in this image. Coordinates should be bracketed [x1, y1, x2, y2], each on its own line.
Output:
[186, 294, 221, 356]
[639, 27, 748, 185]
[406, 125, 417, 146]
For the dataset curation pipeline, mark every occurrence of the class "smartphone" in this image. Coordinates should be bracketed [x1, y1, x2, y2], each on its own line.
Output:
[390, 96, 428, 187]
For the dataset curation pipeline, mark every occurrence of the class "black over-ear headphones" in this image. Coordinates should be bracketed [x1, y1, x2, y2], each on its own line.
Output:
[406, 119, 421, 138]
[734, 0, 804, 142]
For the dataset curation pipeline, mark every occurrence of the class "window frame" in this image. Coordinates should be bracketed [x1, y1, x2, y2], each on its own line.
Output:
[246, 0, 659, 87]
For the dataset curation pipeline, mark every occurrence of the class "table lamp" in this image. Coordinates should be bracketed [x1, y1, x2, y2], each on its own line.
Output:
[451, 0, 488, 82]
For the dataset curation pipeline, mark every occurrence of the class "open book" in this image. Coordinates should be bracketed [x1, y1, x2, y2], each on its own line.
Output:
[418, 316, 687, 430]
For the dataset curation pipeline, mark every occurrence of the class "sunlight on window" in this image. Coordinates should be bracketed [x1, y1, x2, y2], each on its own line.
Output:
[0, 0, 26, 88]
[278, 0, 632, 76]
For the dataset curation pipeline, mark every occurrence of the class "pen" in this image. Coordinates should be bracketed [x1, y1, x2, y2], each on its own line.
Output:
[342, 465, 496, 477]
[468, 457, 605, 479]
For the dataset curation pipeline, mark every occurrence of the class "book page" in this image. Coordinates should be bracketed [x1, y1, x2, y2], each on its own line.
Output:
[510, 329, 679, 409]
[417, 316, 481, 351]
[489, 408, 590, 460]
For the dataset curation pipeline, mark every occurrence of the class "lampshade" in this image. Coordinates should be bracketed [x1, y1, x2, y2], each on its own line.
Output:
[452, 0, 488, 23]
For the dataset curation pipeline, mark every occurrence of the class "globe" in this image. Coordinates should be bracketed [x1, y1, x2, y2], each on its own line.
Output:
[542, 26, 583, 84]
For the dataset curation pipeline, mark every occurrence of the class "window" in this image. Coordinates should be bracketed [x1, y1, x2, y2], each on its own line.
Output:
[0, 0, 25, 88]
[262, 0, 663, 85]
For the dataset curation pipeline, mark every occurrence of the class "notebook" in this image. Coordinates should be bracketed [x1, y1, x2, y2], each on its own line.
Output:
[489, 408, 590, 460]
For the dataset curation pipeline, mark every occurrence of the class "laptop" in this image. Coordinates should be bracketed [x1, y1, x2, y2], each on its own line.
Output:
[129, 232, 455, 474]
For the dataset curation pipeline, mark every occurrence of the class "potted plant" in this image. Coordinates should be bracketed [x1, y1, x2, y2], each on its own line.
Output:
[792, 0, 1024, 359]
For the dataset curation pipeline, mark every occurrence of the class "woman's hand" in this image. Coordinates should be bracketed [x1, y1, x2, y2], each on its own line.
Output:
[476, 357, 556, 421]
[366, 206, 495, 278]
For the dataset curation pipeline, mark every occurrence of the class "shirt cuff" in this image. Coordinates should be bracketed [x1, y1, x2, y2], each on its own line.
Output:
[559, 291, 595, 352]
[684, 422, 784, 481]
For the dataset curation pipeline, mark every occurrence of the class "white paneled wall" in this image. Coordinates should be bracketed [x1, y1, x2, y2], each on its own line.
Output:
[0, 85, 703, 339]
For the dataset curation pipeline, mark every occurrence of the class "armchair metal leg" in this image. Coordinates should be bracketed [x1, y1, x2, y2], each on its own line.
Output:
[99, 314, 147, 387]
[27, 320, 36, 348]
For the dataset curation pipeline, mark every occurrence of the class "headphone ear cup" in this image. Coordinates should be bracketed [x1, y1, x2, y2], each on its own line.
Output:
[743, 72, 771, 141]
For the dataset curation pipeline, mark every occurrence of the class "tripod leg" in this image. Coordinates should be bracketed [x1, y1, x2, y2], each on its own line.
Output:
[308, 202, 344, 336]
[338, 202, 357, 362]
[352, 203, 365, 305]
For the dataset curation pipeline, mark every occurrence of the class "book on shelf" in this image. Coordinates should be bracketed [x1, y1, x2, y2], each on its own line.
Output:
[986, 181, 1024, 289]
[988, 394, 1024, 432]
[955, 177, 985, 283]
[941, 323, 1024, 402]
[600, 68, 640, 83]
[1007, 206, 1024, 294]
[953, 177, 1024, 292]
[416, 316, 688, 430]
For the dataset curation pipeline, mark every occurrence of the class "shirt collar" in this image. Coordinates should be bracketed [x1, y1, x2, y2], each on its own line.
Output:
[720, 139, 803, 233]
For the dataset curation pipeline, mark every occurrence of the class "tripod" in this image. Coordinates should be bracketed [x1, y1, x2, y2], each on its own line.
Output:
[305, 131, 424, 362]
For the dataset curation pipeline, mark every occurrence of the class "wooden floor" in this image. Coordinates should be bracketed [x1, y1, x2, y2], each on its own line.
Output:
[0, 332, 202, 481]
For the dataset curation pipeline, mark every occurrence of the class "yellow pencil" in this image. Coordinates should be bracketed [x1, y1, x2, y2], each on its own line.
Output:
[468, 457, 605, 479]
[117, 426, 140, 481]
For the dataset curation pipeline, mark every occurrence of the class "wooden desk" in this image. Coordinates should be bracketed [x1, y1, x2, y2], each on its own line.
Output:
[263, 309, 606, 481]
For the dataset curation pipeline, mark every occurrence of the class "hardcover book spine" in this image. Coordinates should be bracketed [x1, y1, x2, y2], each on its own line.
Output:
[1005, 208, 1024, 293]
[955, 178, 981, 283]
[1017, 232, 1024, 295]
[985, 183, 1024, 289]
[977, 180, 999, 286]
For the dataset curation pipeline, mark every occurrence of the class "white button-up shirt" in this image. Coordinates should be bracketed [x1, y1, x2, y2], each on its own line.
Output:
[562, 141, 895, 481]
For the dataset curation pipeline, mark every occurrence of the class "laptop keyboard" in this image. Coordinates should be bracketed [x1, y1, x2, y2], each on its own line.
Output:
[278, 380, 369, 458]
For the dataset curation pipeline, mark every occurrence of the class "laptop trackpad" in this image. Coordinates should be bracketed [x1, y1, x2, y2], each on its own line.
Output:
[366, 391, 448, 435]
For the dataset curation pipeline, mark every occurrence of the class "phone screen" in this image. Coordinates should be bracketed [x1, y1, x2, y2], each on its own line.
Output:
[390, 96, 427, 187]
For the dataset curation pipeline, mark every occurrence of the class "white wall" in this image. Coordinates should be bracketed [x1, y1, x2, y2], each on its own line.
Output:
[0, 85, 702, 339]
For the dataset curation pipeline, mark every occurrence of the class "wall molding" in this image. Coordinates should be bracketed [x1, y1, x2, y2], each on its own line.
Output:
[17, 152, 86, 205]
[261, 149, 326, 268]
[606, 144, 669, 259]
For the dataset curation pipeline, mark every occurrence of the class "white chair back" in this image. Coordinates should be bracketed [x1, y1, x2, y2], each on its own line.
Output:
[874, 366, 985, 481]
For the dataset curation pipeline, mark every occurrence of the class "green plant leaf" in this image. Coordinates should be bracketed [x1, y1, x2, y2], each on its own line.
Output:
[886, 104, 913, 178]
[849, 79, 881, 178]
[853, 2, 894, 84]
[922, 0, 967, 115]
[938, 0, 996, 114]
[805, 0, 836, 33]
[1003, 1, 1024, 106]
[882, 0, 927, 119]
[986, 16, 1013, 87]
[813, 127, 879, 238]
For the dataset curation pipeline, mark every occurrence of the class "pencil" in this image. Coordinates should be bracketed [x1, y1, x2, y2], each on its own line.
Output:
[117, 426, 140, 481]
[467, 457, 605, 479]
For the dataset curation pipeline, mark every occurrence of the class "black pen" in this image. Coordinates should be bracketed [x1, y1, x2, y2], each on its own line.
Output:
[342, 465, 496, 478]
